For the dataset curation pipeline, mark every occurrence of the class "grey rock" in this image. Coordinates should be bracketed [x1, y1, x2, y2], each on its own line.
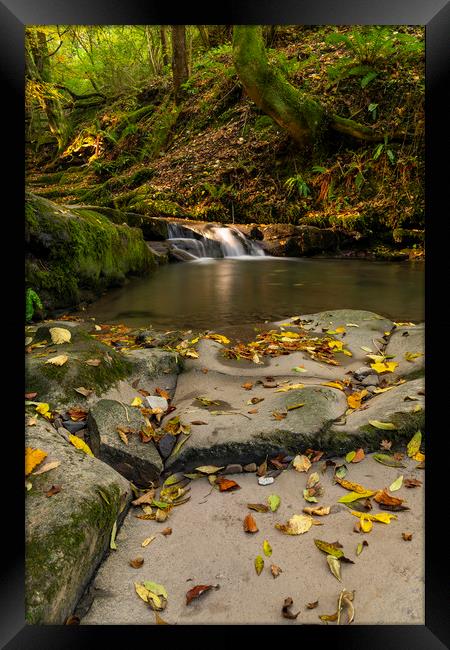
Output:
[366, 386, 378, 394]
[87, 399, 163, 486]
[362, 374, 379, 386]
[243, 463, 257, 472]
[126, 348, 183, 382]
[57, 426, 71, 442]
[354, 367, 373, 381]
[145, 395, 169, 411]
[384, 324, 425, 379]
[158, 434, 176, 460]
[222, 464, 243, 475]
[61, 419, 87, 434]
[25, 419, 131, 624]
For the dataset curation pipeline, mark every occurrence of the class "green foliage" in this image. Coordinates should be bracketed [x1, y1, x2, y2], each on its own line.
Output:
[284, 174, 311, 198]
[26, 289, 43, 322]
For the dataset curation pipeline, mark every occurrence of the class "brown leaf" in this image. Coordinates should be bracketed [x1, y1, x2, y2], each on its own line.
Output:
[270, 458, 287, 470]
[256, 459, 268, 477]
[404, 478, 422, 488]
[249, 397, 264, 404]
[201, 367, 209, 373]
[131, 489, 155, 506]
[74, 387, 93, 398]
[241, 382, 253, 390]
[186, 584, 219, 605]
[155, 387, 171, 400]
[45, 485, 62, 497]
[160, 527, 172, 536]
[25, 392, 38, 400]
[306, 601, 319, 609]
[380, 439, 392, 450]
[65, 615, 80, 625]
[129, 557, 144, 568]
[117, 430, 129, 445]
[271, 564, 283, 578]
[85, 358, 101, 366]
[67, 408, 88, 421]
[190, 420, 208, 425]
[402, 532, 413, 541]
[282, 597, 300, 620]
[216, 477, 240, 492]
[247, 503, 269, 513]
[131, 378, 140, 388]
[374, 489, 408, 511]
[247, 409, 258, 414]
[138, 389, 151, 397]
[352, 448, 365, 463]
[271, 410, 287, 420]
[243, 514, 259, 533]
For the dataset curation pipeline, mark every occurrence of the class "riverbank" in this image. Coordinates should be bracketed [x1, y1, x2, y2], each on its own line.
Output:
[25, 309, 425, 623]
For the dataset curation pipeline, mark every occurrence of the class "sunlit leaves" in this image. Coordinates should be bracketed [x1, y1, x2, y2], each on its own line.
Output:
[25, 447, 47, 476]
[49, 327, 71, 345]
[255, 555, 264, 575]
[407, 431, 422, 457]
[370, 361, 398, 373]
[276, 514, 313, 535]
[69, 434, 94, 456]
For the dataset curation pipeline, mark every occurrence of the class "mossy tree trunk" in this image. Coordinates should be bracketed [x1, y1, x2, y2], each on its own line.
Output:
[25, 29, 68, 154]
[160, 26, 169, 67]
[171, 26, 189, 104]
[232, 26, 406, 147]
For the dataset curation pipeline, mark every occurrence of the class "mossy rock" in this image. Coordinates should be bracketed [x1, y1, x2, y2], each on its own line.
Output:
[25, 327, 133, 406]
[25, 420, 132, 624]
[25, 193, 156, 310]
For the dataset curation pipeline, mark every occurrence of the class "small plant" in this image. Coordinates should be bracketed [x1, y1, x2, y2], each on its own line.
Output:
[26, 288, 43, 323]
[284, 174, 310, 198]
[368, 103, 378, 121]
[373, 136, 396, 164]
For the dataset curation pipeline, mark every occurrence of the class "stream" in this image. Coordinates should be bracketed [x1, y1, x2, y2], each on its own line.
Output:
[80, 257, 425, 330]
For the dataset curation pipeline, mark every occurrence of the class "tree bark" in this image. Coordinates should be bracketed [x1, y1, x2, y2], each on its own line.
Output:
[171, 25, 189, 104]
[197, 25, 210, 49]
[232, 26, 407, 147]
[160, 26, 169, 67]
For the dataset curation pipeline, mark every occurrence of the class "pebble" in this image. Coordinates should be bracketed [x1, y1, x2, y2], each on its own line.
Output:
[353, 367, 372, 381]
[243, 463, 257, 472]
[258, 476, 274, 486]
[222, 464, 243, 474]
[145, 395, 169, 411]
[158, 434, 176, 459]
[366, 386, 378, 393]
[62, 420, 87, 434]
[362, 374, 379, 386]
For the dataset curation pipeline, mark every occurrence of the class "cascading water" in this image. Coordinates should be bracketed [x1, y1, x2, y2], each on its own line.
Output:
[167, 223, 265, 258]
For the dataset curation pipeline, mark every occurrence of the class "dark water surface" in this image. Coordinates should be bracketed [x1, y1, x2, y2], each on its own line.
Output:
[81, 257, 425, 330]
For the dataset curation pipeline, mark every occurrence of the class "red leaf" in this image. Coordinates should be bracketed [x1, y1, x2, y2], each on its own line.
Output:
[46, 485, 62, 497]
[25, 392, 38, 400]
[186, 584, 218, 605]
[243, 514, 258, 533]
[352, 448, 365, 463]
[216, 477, 240, 492]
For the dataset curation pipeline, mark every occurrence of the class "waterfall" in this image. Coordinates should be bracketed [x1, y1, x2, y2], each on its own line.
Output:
[167, 223, 265, 259]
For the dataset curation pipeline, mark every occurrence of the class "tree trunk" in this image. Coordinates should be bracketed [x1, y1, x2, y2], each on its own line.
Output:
[232, 26, 407, 147]
[232, 26, 325, 146]
[160, 26, 169, 67]
[197, 25, 209, 49]
[171, 25, 189, 104]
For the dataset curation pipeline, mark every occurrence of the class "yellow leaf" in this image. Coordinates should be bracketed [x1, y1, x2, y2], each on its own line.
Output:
[350, 510, 397, 524]
[335, 326, 346, 333]
[303, 506, 330, 516]
[370, 361, 399, 374]
[404, 352, 423, 362]
[322, 382, 344, 390]
[69, 434, 94, 456]
[328, 340, 344, 350]
[141, 535, 157, 547]
[25, 447, 48, 476]
[407, 431, 422, 458]
[342, 349, 353, 357]
[263, 540, 272, 557]
[347, 389, 368, 409]
[360, 515, 373, 533]
[368, 420, 397, 430]
[275, 383, 305, 392]
[338, 490, 375, 503]
[45, 354, 68, 366]
[275, 514, 313, 535]
[49, 327, 71, 345]
[255, 555, 264, 575]
[35, 403, 52, 419]
[204, 333, 230, 345]
[293, 454, 311, 472]
[335, 478, 372, 493]
[413, 451, 425, 462]
[131, 397, 143, 407]
[372, 386, 395, 394]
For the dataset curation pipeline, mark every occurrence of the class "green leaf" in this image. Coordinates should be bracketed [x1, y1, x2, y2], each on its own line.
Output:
[373, 143, 384, 160]
[327, 555, 342, 581]
[303, 489, 318, 503]
[263, 540, 272, 557]
[292, 366, 307, 373]
[143, 581, 168, 599]
[314, 539, 344, 559]
[345, 451, 356, 463]
[387, 149, 395, 164]
[368, 420, 397, 430]
[151, 500, 171, 509]
[335, 464, 348, 479]
[361, 71, 378, 88]
[255, 555, 264, 575]
[110, 521, 117, 550]
[389, 475, 403, 492]
[97, 488, 110, 505]
[267, 494, 281, 512]
[373, 454, 406, 468]
[407, 431, 422, 458]
[338, 490, 374, 503]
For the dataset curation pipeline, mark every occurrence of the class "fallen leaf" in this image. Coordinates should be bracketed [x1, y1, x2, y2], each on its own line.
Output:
[25, 447, 48, 476]
[404, 351, 423, 362]
[268, 494, 281, 512]
[322, 381, 345, 390]
[370, 361, 398, 373]
[303, 489, 318, 503]
[131, 489, 155, 507]
[402, 532, 413, 541]
[350, 510, 397, 524]
[190, 420, 208, 425]
[155, 387, 171, 400]
[334, 464, 347, 479]
[292, 366, 307, 373]
[141, 535, 157, 547]
[255, 555, 264, 575]
[263, 540, 272, 557]
[109, 521, 118, 549]
[380, 439, 392, 450]
[45, 354, 68, 366]
[303, 506, 330, 516]
[160, 527, 172, 536]
[49, 327, 71, 345]
[271, 410, 287, 420]
[154, 612, 169, 625]
[407, 431, 422, 458]
[271, 564, 283, 578]
[373, 489, 408, 510]
[256, 458, 268, 476]
[204, 333, 230, 345]
[352, 448, 365, 463]
[74, 387, 93, 398]
[241, 382, 253, 390]
[413, 451, 425, 462]
[356, 540, 368, 555]
[117, 429, 129, 445]
[85, 358, 101, 366]
[186, 584, 218, 605]
[275, 383, 305, 392]
[293, 455, 312, 472]
[345, 451, 356, 463]
[404, 478, 422, 488]
[32, 460, 61, 475]
[282, 597, 300, 620]
[306, 472, 320, 489]
[143, 580, 168, 599]
[244, 514, 259, 533]
[276, 514, 313, 535]
[360, 515, 373, 533]
[131, 397, 143, 407]
[248, 503, 269, 513]
[335, 478, 372, 494]
[347, 390, 368, 410]
[195, 465, 225, 475]
[286, 402, 305, 411]
[129, 557, 144, 568]
[35, 403, 52, 419]
[314, 539, 354, 562]
[373, 453, 406, 468]
[69, 434, 94, 456]
[338, 490, 375, 504]
[327, 555, 342, 582]
[389, 476, 404, 491]
[45, 485, 62, 497]
[26, 417, 38, 427]
[216, 477, 240, 492]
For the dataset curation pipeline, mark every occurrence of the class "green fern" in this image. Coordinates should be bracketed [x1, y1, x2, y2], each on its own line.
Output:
[26, 288, 43, 322]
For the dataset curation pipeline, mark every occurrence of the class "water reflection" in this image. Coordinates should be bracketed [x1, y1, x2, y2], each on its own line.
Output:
[81, 258, 425, 330]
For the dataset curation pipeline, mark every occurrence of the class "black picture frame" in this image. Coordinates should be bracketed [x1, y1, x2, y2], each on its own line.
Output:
[3, 0, 448, 647]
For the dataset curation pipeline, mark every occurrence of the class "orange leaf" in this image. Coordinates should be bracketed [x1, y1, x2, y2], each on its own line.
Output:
[352, 448, 365, 463]
[243, 514, 259, 533]
[216, 477, 241, 492]
[25, 447, 48, 476]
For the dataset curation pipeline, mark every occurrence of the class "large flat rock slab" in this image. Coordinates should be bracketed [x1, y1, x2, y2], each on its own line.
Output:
[165, 369, 347, 471]
[326, 378, 425, 453]
[80, 453, 424, 625]
[87, 399, 163, 486]
[26, 420, 132, 624]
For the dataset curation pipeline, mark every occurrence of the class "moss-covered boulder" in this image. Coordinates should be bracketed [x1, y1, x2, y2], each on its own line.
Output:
[25, 323, 133, 406]
[25, 192, 157, 310]
[76, 205, 170, 240]
[26, 419, 132, 624]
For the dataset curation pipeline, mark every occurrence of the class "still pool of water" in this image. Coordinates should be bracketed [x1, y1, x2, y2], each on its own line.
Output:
[80, 257, 425, 330]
